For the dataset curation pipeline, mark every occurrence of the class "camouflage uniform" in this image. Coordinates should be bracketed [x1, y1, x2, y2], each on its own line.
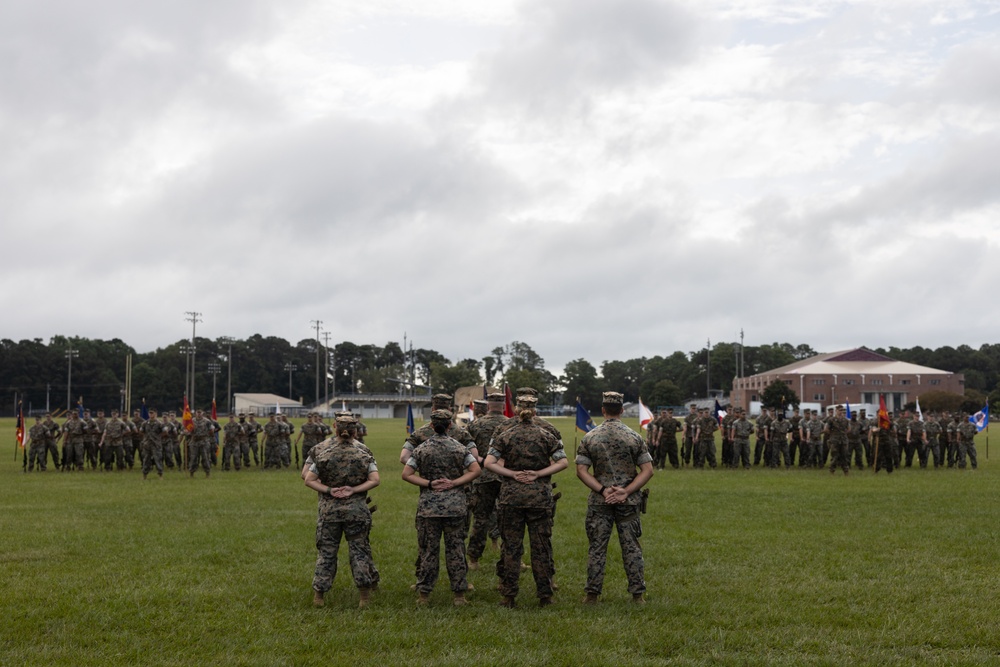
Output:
[803, 415, 824, 467]
[263, 419, 283, 469]
[129, 415, 145, 467]
[310, 439, 378, 593]
[847, 417, 865, 469]
[921, 418, 942, 468]
[682, 409, 698, 465]
[694, 414, 717, 468]
[299, 420, 323, 463]
[946, 417, 960, 467]
[140, 417, 167, 477]
[222, 419, 244, 470]
[895, 415, 911, 467]
[904, 418, 923, 468]
[27, 422, 48, 471]
[102, 417, 129, 471]
[278, 417, 293, 467]
[768, 419, 792, 468]
[83, 415, 99, 470]
[43, 417, 61, 470]
[246, 416, 262, 466]
[872, 421, 896, 473]
[655, 414, 681, 469]
[731, 417, 753, 469]
[62, 416, 86, 471]
[489, 420, 566, 601]
[188, 416, 215, 475]
[576, 418, 651, 597]
[719, 412, 735, 468]
[753, 412, 772, 466]
[466, 410, 508, 562]
[788, 413, 803, 465]
[827, 414, 850, 474]
[956, 420, 978, 469]
[407, 433, 477, 594]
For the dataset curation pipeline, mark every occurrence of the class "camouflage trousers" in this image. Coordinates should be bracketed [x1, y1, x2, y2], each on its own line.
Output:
[958, 440, 978, 469]
[695, 438, 716, 468]
[828, 436, 850, 473]
[313, 518, 376, 592]
[263, 442, 282, 469]
[584, 505, 645, 596]
[27, 444, 47, 471]
[84, 438, 99, 469]
[141, 443, 163, 476]
[416, 515, 468, 594]
[100, 444, 125, 471]
[279, 443, 291, 467]
[467, 481, 501, 561]
[654, 438, 678, 469]
[731, 438, 751, 468]
[847, 437, 865, 469]
[918, 441, 940, 468]
[222, 442, 241, 470]
[63, 439, 85, 471]
[872, 434, 895, 473]
[189, 440, 212, 474]
[498, 506, 554, 599]
[247, 440, 259, 466]
[44, 441, 60, 469]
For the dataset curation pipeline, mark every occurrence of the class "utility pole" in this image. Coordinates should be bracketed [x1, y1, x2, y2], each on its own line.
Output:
[284, 362, 297, 399]
[706, 338, 711, 398]
[184, 311, 202, 407]
[65, 347, 78, 411]
[321, 331, 332, 410]
[220, 336, 235, 412]
[180, 345, 195, 404]
[311, 320, 322, 406]
[740, 328, 745, 378]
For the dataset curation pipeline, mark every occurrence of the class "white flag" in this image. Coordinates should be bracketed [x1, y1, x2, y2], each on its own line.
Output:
[638, 398, 654, 430]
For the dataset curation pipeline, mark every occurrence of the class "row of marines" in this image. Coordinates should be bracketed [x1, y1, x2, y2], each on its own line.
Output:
[647, 405, 980, 472]
[303, 389, 653, 610]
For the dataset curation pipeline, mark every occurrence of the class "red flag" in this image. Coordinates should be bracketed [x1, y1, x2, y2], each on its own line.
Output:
[503, 383, 515, 418]
[15, 401, 25, 449]
[878, 394, 891, 431]
[211, 398, 217, 421]
[182, 394, 194, 433]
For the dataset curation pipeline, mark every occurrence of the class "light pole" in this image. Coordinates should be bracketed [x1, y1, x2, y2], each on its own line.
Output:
[184, 311, 202, 406]
[321, 331, 332, 410]
[284, 362, 297, 399]
[65, 347, 78, 411]
[208, 362, 221, 401]
[180, 345, 195, 402]
[220, 336, 235, 412]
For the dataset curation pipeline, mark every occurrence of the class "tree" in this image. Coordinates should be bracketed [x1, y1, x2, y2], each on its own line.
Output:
[915, 390, 964, 413]
[761, 380, 799, 410]
[560, 359, 601, 410]
[429, 361, 482, 396]
[644, 379, 684, 408]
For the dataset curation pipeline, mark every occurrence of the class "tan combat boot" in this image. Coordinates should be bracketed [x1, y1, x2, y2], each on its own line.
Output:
[358, 587, 371, 609]
[498, 596, 516, 608]
[416, 592, 430, 607]
[453, 592, 467, 607]
[312, 590, 324, 607]
[582, 593, 599, 605]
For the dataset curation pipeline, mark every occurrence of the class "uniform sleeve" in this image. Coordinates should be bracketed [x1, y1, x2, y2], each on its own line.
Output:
[464, 453, 476, 468]
[548, 434, 567, 461]
[575, 437, 592, 467]
[405, 456, 417, 469]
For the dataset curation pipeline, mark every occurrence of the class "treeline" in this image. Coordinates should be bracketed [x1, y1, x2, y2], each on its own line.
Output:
[1, 336, 996, 415]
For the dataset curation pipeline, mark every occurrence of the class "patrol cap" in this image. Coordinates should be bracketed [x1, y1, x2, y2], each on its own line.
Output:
[515, 387, 538, 397]
[238, 413, 246, 417]
[473, 399, 487, 407]
[486, 392, 505, 403]
[517, 396, 538, 406]
[335, 415, 355, 427]
[335, 411, 352, 418]
[430, 409, 453, 422]
[601, 392, 624, 406]
[431, 394, 453, 408]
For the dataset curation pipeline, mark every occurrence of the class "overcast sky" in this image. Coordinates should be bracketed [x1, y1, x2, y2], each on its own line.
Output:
[3, 0, 999, 372]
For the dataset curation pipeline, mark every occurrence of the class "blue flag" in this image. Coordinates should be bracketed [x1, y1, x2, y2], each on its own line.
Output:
[140, 398, 149, 421]
[970, 404, 989, 432]
[846, 401, 852, 420]
[77, 397, 84, 418]
[576, 400, 595, 433]
[406, 402, 415, 434]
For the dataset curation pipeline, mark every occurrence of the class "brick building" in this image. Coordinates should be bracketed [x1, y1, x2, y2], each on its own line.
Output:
[730, 348, 964, 414]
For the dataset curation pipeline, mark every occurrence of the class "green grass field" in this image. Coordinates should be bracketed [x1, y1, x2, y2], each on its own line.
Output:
[1, 417, 998, 666]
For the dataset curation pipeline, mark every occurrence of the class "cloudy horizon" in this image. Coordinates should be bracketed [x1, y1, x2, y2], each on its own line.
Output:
[3, 0, 999, 372]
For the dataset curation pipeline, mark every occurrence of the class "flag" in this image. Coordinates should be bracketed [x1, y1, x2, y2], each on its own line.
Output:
[182, 394, 194, 433]
[276, 400, 281, 415]
[638, 398, 654, 431]
[15, 401, 25, 449]
[846, 400, 852, 420]
[877, 395, 890, 430]
[915, 397, 923, 422]
[467, 401, 475, 422]
[713, 399, 727, 424]
[77, 397, 84, 418]
[970, 403, 989, 432]
[406, 402, 415, 434]
[575, 399, 595, 433]
[211, 398, 217, 421]
[140, 398, 149, 421]
[503, 383, 514, 418]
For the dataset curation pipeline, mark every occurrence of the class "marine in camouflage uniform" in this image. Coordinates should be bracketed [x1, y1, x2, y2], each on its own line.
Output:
[946, 415, 961, 468]
[847, 413, 865, 470]
[128, 411, 145, 468]
[404, 410, 481, 606]
[894, 412, 910, 468]
[62, 412, 87, 471]
[956, 416, 978, 470]
[906, 418, 926, 469]
[729, 409, 754, 469]
[753, 409, 772, 466]
[720, 410, 736, 469]
[304, 415, 380, 609]
[278, 415, 293, 467]
[788, 408, 803, 466]
[767, 415, 792, 468]
[140, 410, 167, 478]
[222, 415, 244, 471]
[920, 416, 942, 468]
[652, 409, 681, 469]
[188, 410, 215, 477]
[245, 415, 263, 466]
[82, 411, 99, 470]
[693, 409, 717, 468]
[486, 397, 568, 607]
[682, 404, 698, 465]
[26, 417, 49, 471]
[166, 413, 185, 469]
[99, 411, 129, 471]
[43, 414, 61, 470]
[857, 410, 871, 464]
[576, 392, 653, 604]
[826, 406, 851, 474]
[262, 415, 283, 469]
[870, 417, 896, 474]
[296, 414, 324, 464]
[801, 410, 824, 468]
[466, 393, 509, 566]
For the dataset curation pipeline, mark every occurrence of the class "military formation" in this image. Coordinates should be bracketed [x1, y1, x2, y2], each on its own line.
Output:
[299, 389, 654, 610]
[646, 403, 983, 474]
[21, 407, 360, 478]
